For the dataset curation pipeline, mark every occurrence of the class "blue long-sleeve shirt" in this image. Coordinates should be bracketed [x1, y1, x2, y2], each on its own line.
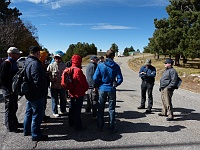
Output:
[139, 65, 156, 83]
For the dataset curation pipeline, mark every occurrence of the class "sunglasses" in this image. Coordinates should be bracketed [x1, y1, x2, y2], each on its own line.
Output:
[54, 56, 61, 59]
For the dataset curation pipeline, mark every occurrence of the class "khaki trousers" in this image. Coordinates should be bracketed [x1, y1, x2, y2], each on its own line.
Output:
[161, 88, 174, 118]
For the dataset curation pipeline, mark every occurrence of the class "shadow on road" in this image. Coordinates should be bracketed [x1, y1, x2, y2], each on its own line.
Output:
[41, 109, 186, 142]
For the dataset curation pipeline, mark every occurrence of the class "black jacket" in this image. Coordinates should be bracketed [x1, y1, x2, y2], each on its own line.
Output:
[24, 56, 48, 101]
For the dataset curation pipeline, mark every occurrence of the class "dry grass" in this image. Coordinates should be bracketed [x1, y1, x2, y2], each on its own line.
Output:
[128, 55, 200, 94]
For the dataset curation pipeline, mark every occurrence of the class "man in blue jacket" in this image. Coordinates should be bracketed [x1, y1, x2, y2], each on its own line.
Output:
[93, 50, 123, 134]
[23, 46, 48, 141]
[138, 58, 156, 113]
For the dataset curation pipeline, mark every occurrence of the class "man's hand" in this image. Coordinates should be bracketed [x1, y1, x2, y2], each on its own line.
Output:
[140, 72, 146, 75]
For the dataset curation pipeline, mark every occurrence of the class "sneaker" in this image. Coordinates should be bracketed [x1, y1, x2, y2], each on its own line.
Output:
[59, 111, 68, 115]
[158, 113, 167, 116]
[137, 106, 145, 109]
[53, 114, 59, 117]
[166, 117, 174, 121]
[32, 135, 48, 141]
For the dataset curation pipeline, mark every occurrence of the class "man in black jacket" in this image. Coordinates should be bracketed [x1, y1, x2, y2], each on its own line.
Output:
[0, 47, 21, 133]
[23, 46, 48, 141]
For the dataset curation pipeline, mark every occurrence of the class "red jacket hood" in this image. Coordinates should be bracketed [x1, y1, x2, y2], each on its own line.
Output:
[71, 55, 82, 68]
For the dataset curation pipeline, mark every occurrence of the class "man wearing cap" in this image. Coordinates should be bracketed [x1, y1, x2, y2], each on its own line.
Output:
[47, 51, 67, 117]
[23, 46, 48, 141]
[158, 58, 179, 121]
[85, 55, 99, 118]
[138, 58, 156, 113]
[0, 47, 21, 133]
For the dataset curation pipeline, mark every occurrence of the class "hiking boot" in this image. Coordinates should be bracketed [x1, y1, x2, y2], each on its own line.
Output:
[137, 106, 145, 109]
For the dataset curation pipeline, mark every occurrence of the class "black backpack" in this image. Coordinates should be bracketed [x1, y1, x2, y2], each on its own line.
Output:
[12, 61, 31, 96]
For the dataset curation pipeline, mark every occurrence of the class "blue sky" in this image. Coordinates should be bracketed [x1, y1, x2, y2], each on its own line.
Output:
[10, 0, 169, 53]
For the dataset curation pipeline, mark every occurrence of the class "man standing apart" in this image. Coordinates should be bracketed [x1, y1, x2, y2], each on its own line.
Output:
[93, 50, 123, 134]
[138, 58, 156, 113]
[0, 47, 21, 132]
[85, 55, 99, 118]
[159, 58, 178, 121]
[23, 46, 48, 141]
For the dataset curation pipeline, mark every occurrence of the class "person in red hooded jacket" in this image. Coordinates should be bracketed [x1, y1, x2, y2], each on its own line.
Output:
[68, 54, 89, 131]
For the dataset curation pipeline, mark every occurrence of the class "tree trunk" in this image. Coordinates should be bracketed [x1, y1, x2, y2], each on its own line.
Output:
[175, 54, 180, 66]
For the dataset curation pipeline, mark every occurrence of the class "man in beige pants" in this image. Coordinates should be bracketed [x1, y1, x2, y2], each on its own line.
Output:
[159, 58, 179, 121]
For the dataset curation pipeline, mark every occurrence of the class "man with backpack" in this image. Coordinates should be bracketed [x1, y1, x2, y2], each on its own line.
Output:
[159, 58, 179, 121]
[93, 50, 123, 134]
[62, 54, 89, 131]
[23, 46, 48, 141]
[0, 47, 21, 133]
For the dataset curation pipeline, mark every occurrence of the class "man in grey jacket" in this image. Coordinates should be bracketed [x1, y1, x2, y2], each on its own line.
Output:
[85, 55, 99, 118]
[159, 58, 178, 121]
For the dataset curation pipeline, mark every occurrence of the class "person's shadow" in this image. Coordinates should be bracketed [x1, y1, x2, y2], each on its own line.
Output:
[173, 107, 200, 121]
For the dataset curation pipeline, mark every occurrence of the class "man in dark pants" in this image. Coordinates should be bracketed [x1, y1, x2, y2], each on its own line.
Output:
[138, 58, 156, 113]
[0, 47, 21, 132]
[85, 55, 99, 118]
[23, 46, 48, 141]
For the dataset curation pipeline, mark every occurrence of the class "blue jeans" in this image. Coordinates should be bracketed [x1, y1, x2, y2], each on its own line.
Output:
[23, 98, 45, 139]
[50, 88, 66, 114]
[68, 96, 84, 129]
[97, 91, 116, 131]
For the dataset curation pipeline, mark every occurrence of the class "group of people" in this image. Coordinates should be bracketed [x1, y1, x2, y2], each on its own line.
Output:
[138, 58, 180, 121]
[0, 45, 179, 141]
[0, 46, 124, 141]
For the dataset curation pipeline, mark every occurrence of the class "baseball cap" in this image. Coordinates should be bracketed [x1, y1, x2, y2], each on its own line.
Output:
[29, 46, 40, 53]
[7, 47, 20, 54]
[144, 58, 151, 65]
[164, 58, 174, 64]
[90, 55, 99, 61]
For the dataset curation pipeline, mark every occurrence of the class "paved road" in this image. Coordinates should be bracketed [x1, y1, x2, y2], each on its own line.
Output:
[1, 56, 200, 150]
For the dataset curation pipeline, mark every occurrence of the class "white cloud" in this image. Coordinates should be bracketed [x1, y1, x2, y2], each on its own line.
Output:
[51, 2, 61, 9]
[91, 24, 135, 30]
[60, 23, 85, 26]
[60, 22, 135, 30]
[26, 0, 50, 4]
